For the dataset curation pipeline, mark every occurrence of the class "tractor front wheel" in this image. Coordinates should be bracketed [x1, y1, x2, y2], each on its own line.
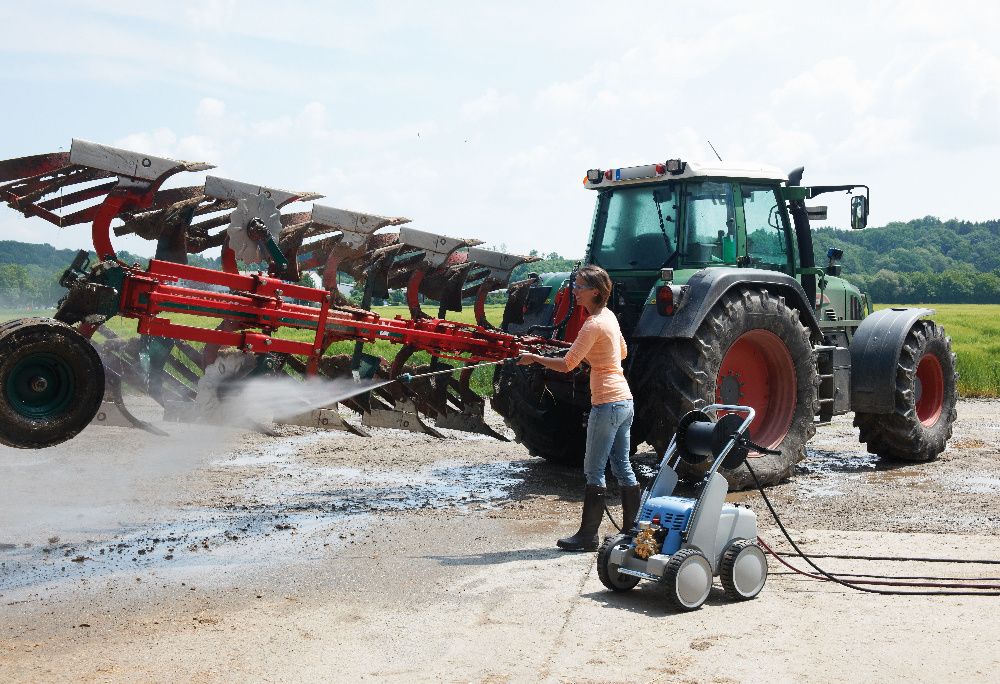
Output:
[0, 318, 105, 449]
[854, 320, 958, 461]
[633, 288, 818, 489]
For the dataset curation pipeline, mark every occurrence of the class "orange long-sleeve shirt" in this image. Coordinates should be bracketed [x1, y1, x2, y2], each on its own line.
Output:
[563, 307, 633, 406]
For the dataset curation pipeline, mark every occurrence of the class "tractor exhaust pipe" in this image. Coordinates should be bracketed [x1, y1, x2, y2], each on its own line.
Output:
[787, 166, 816, 309]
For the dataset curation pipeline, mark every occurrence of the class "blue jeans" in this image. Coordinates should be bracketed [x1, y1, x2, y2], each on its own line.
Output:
[584, 400, 638, 488]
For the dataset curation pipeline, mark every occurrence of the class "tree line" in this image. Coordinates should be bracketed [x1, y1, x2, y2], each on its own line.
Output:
[4, 214, 1000, 309]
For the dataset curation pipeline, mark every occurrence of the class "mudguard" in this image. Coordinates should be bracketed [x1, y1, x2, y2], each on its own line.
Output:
[632, 268, 821, 340]
[849, 307, 934, 414]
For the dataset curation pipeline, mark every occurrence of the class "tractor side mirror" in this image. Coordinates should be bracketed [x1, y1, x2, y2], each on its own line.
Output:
[850, 195, 868, 230]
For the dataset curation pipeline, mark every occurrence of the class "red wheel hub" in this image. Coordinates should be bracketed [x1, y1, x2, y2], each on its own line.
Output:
[715, 330, 796, 449]
[915, 352, 944, 427]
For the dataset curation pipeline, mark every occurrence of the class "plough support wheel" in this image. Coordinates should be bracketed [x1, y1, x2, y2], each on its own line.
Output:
[0, 318, 105, 449]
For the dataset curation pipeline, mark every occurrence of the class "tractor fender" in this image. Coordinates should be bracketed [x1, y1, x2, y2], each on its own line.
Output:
[632, 268, 821, 340]
[849, 307, 934, 414]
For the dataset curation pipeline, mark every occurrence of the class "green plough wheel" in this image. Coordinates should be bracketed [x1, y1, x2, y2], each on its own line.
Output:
[0, 318, 105, 449]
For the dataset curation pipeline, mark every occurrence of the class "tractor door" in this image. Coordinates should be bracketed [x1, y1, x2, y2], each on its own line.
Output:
[587, 184, 678, 335]
[678, 181, 739, 268]
[736, 183, 796, 274]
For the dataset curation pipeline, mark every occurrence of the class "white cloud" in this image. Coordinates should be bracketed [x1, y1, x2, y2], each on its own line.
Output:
[114, 129, 220, 164]
[460, 89, 516, 118]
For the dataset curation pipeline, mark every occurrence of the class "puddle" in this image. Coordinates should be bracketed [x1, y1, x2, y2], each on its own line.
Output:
[792, 449, 881, 498]
[949, 475, 1000, 494]
[795, 449, 880, 475]
[0, 434, 525, 598]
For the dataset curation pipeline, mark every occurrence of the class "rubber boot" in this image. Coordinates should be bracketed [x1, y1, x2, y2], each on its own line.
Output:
[620, 484, 642, 534]
[557, 485, 606, 551]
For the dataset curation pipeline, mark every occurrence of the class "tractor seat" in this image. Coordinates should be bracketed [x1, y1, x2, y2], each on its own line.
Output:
[629, 233, 671, 269]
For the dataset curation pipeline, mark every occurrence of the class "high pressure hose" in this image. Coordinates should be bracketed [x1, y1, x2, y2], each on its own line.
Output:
[745, 461, 1000, 596]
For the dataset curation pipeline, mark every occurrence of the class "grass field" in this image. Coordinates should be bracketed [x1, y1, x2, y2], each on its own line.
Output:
[877, 304, 1000, 399]
[3, 303, 997, 398]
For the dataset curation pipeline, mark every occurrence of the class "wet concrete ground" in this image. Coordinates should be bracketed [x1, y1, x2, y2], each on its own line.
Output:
[1, 400, 999, 681]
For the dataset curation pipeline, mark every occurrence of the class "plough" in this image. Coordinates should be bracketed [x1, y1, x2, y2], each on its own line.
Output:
[0, 139, 555, 449]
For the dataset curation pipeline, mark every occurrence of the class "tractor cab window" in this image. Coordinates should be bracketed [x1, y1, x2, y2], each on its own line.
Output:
[591, 185, 676, 271]
[742, 184, 790, 271]
[680, 181, 737, 265]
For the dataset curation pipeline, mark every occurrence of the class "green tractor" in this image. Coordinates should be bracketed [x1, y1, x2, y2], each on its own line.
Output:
[492, 159, 958, 488]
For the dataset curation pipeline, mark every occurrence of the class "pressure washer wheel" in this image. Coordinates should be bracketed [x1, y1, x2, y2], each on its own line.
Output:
[597, 534, 641, 592]
[660, 548, 713, 611]
[0, 318, 105, 449]
[719, 539, 768, 601]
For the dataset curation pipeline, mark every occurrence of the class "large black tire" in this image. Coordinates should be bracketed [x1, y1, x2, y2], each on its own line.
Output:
[596, 533, 641, 592]
[854, 320, 958, 461]
[631, 288, 818, 489]
[0, 318, 105, 449]
[491, 363, 588, 465]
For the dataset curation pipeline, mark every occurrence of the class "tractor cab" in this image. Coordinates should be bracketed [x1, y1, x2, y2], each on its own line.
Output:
[581, 159, 871, 337]
[583, 160, 793, 335]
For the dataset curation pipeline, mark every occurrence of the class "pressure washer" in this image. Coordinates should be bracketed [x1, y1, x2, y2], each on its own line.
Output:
[596, 404, 770, 610]
[596, 404, 1000, 609]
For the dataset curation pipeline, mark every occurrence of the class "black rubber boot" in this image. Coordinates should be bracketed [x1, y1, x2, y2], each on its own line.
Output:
[620, 484, 642, 534]
[557, 485, 606, 551]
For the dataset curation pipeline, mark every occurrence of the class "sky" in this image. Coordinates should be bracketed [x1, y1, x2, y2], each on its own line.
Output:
[1, 1, 999, 259]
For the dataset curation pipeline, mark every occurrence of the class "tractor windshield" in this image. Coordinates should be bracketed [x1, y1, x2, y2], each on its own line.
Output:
[589, 185, 677, 271]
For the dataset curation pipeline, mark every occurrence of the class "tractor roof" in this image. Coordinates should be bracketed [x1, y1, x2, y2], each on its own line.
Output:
[583, 159, 788, 190]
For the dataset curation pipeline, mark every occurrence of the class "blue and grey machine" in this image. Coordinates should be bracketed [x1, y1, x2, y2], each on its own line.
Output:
[597, 405, 771, 611]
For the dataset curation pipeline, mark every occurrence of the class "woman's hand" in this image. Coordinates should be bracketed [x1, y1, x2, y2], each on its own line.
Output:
[517, 353, 538, 366]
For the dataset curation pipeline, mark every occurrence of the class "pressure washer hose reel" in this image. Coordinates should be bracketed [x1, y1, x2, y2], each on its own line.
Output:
[596, 404, 774, 611]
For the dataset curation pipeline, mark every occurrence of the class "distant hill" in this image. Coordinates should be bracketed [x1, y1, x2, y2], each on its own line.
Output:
[811, 217, 1000, 304]
[0, 241, 222, 308]
[0, 241, 221, 272]
[811, 216, 1000, 276]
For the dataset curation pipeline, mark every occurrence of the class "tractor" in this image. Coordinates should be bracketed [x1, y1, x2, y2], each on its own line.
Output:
[492, 159, 959, 488]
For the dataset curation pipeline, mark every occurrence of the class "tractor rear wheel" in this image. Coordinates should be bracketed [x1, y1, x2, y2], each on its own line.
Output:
[491, 363, 588, 465]
[0, 318, 105, 449]
[633, 288, 818, 489]
[854, 320, 957, 461]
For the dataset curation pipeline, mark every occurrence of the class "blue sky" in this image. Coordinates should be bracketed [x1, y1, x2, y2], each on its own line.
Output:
[2, 1, 999, 258]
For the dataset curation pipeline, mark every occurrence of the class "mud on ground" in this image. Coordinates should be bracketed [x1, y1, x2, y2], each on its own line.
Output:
[1, 400, 998, 682]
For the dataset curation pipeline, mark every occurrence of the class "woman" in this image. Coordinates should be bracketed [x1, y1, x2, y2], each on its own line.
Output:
[518, 265, 641, 551]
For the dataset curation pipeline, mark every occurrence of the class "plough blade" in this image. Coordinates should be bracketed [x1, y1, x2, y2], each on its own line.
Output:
[362, 398, 446, 438]
[276, 406, 371, 437]
[434, 406, 508, 440]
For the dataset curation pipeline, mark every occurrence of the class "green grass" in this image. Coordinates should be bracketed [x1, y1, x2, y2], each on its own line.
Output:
[4, 303, 996, 398]
[877, 303, 1000, 398]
